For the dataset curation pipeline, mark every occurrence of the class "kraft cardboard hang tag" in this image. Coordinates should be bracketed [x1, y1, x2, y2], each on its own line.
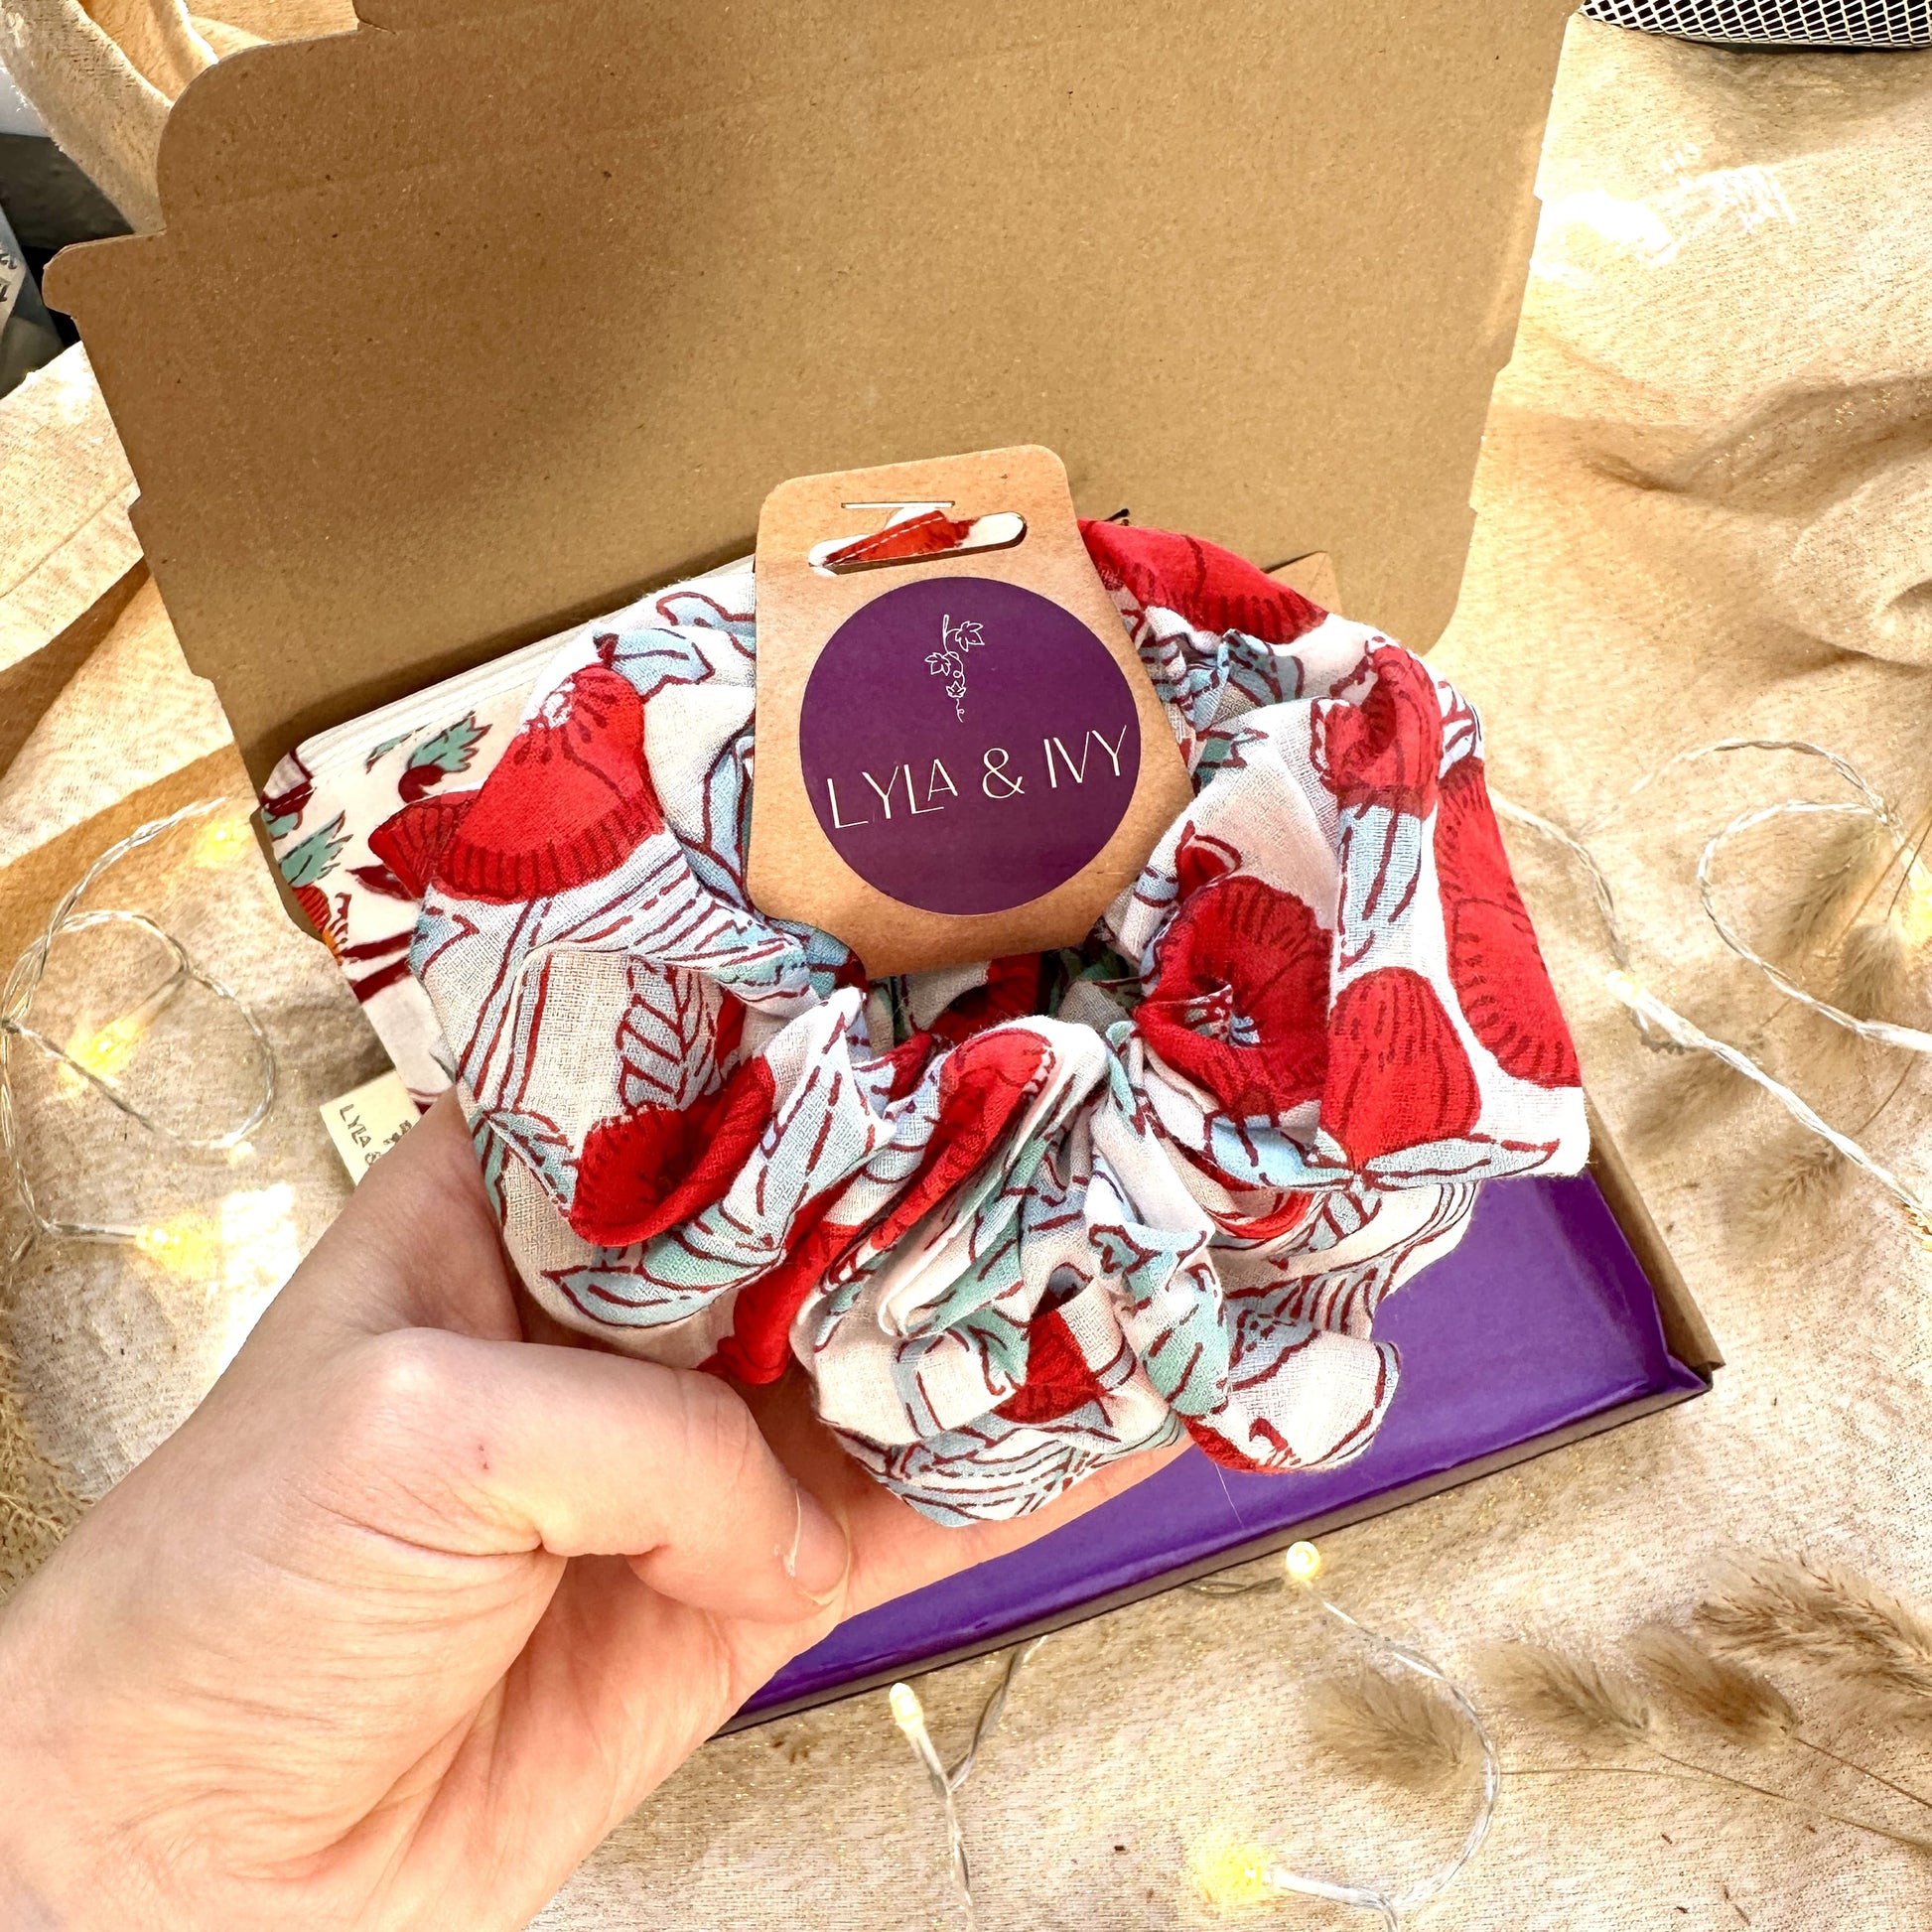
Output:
[748, 447, 1191, 977]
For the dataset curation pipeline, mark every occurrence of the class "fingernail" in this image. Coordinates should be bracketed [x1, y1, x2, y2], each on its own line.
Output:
[784, 1482, 849, 1605]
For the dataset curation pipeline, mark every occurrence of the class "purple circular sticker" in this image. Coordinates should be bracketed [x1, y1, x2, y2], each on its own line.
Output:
[798, 577, 1140, 916]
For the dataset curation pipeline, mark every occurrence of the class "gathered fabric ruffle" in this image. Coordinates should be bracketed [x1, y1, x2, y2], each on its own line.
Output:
[287, 521, 1586, 1524]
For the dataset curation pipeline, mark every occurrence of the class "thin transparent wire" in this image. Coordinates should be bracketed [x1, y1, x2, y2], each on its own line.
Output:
[1696, 798, 1932, 1054]
[1506, 740, 1917, 1052]
[1185, 1557, 1498, 1927]
[1603, 971, 1932, 1224]
[0, 800, 279, 1260]
[1579, 737, 1904, 844]
[947, 1636, 1045, 1793]
[889, 1636, 1048, 1931]
[1494, 738, 1932, 1225]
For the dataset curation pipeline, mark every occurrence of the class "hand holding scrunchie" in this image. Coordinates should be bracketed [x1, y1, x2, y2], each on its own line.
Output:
[372, 523, 1587, 1523]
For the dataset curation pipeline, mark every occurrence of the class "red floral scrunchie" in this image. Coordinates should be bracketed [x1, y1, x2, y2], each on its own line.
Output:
[333, 522, 1586, 1524]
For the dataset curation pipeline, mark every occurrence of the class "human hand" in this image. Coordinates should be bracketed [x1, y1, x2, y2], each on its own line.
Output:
[0, 1094, 1171, 1930]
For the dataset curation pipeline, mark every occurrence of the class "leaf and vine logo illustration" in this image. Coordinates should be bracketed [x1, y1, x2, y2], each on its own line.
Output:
[925, 616, 985, 723]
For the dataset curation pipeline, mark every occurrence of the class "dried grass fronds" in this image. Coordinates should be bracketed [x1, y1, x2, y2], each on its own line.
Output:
[1633, 1042, 1746, 1143]
[1478, 1642, 1653, 1750]
[1697, 1554, 1932, 1719]
[0, 1335, 82, 1598]
[1739, 1132, 1846, 1249]
[1670, 1045, 1744, 1115]
[1626, 1625, 1796, 1748]
[1773, 813, 1894, 962]
[1905, 1201, 1932, 1253]
[1833, 918, 1914, 1024]
[1307, 1668, 1474, 1795]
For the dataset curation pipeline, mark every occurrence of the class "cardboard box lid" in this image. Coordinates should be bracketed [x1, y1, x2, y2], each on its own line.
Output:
[46, 0, 1577, 791]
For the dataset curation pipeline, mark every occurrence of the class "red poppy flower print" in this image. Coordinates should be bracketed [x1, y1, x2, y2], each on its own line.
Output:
[569, 1054, 777, 1248]
[866, 1029, 1055, 1254]
[929, 954, 1046, 1049]
[1079, 520, 1325, 643]
[710, 1193, 864, 1387]
[1173, 824, 1242, 901]
[1323, 966, 1480, 1165]
[367, 789, 479, 898]
[713, 1028, 1055, 1388]
[432, 665, 664, 903]
[1311, 645, 1445, 821]
[995, 1308, 1106, 1424]
[1138, 876, 1331, 1119]
[1182, 1415, 1269, 1471]
[1434, 759, 1580, 1090]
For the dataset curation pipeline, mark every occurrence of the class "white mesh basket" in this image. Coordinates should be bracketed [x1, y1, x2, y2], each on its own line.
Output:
[1580, 0, 1931, 45]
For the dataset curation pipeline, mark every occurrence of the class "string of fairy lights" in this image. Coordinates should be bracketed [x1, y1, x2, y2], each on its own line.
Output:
[10, 743, 1932, 1922]
[887, 1543, 1498, 1930]
[1496, 737, 1932, 1229]
[0, 798, 278, 1266]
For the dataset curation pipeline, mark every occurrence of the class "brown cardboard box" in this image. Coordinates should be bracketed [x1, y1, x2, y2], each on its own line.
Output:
[39, 0, 1720, 1654]
[48, 0, 1574, 787]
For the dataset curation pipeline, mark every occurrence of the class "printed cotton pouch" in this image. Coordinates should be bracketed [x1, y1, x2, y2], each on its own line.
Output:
[265, 522, 1587, 1524]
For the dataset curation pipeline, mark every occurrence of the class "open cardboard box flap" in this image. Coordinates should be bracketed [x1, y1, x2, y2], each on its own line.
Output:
[37, 4, 1725, 1688]
[47, 0, 1576, 793]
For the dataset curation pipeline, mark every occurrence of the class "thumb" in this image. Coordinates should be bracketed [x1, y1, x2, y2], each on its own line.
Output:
[322, 1327, 851, 1619]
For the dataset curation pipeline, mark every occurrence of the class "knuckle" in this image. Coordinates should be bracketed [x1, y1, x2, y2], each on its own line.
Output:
[328, 1327, 471, 1463]
[304, 1328, 483, 1542]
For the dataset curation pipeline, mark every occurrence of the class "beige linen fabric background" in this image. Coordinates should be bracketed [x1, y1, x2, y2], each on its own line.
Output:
[6, 16, 1932, 1928]
[0, 0, 356, 228]
[0, 343, 136, 687]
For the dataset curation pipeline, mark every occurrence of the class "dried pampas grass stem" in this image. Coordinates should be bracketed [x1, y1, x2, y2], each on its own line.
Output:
[1834, 919, 1914, 1025]
[1486, 1635, 1932, 1860]
[1504, 1764, 1932, 1858]
[1741, 1133, 1847, 1248]
[1478, 1642, 1653, 1750]
[1696, 1554, 1932, 1719]
[1604, 974, 1932, 1231]
[1626, 1626, 1795, 1747]
[1775, 811, 1894, 960]
[1309, 1668, 1476, 1796]
[1859, 797, 1932, 936]
[1628, 1622, 1932, 1813]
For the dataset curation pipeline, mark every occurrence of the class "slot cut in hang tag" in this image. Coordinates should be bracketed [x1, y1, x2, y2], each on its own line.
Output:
[748, 447, 1192, 978]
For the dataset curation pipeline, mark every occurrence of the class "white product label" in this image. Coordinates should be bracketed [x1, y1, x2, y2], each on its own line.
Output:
[322, 1070, 420, 1180]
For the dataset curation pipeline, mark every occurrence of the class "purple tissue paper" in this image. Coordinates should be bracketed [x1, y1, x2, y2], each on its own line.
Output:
[741, 1170, 1703, 1723]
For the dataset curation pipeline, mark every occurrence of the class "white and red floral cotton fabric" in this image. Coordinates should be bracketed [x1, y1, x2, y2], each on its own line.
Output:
[266, 522, 1587, 1524]
[262, 633, 563, 1102]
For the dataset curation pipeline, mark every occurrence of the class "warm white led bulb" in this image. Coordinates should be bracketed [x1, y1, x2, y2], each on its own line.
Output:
[1284, 1541, 1322, 1586]
[889, 1681, 923, 1733]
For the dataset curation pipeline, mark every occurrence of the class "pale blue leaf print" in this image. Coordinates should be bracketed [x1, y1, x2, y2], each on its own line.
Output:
[277, 813, 345, 888]
[362, 730, 414, 772]
[407, 713, 487, 776]
[480, 1107, 576, 1202]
